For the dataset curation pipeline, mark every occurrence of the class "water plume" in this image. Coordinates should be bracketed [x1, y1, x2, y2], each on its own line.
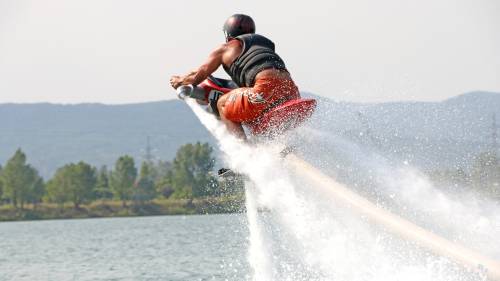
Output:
[186, 99, 495, 281]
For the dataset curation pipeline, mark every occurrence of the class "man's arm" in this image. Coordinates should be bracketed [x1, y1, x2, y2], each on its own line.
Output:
[170, 45, 225, 89]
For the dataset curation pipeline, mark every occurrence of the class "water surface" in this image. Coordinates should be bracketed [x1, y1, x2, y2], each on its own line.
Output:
[0, 214, 250, 281]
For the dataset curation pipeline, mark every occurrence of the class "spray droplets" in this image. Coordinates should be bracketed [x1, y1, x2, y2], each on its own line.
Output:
[186, 100, 494, 281]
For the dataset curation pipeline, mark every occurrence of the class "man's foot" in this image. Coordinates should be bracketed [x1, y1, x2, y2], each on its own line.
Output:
[218, 168, 236, 178]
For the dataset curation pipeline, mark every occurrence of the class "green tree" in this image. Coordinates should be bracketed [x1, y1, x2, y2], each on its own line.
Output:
[26, 169, 45, 209]
[471, 151, 500, 198]
[133, 162, 157, 204]
[1, 149, 42, 209]
[95, 165, 113, 200]
[110, 155, 137, 207]
[154, 160, 172, 180]
[168, 142, 218, 198]
[218, 174, 245, 196]
[152, 160, 174, 198]
[0, 164, 3, 202]
[46, 169, 69, 208]
[71, 162, 97, 208]
[46, 162, 96, 208]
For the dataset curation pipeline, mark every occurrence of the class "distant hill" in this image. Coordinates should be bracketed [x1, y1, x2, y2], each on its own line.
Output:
[306, 91, 500, 170]
[0, 100, 214, 177]
[1, 92, 499, 177]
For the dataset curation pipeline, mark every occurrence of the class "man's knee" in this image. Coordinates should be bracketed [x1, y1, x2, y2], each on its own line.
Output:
[217, 94, 228, 115]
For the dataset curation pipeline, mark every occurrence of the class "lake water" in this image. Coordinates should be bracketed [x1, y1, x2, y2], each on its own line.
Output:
[0, 215, 250, 281]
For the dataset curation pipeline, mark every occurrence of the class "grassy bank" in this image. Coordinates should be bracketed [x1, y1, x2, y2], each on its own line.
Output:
[0, 196, 245, 222]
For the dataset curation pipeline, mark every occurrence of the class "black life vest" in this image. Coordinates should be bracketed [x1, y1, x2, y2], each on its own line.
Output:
[223, 34, 287, 87]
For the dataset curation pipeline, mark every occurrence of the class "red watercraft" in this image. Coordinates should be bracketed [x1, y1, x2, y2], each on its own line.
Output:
[176, 75, 316, 136]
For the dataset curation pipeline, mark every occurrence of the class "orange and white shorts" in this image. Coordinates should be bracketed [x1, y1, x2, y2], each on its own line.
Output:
[222, 77, 300, 123]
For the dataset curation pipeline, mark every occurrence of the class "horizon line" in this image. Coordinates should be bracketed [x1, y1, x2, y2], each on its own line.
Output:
[0, 90, 499, 106]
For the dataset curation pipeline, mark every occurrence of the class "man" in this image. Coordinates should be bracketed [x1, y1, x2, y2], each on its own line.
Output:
[170, 14, 300, 139]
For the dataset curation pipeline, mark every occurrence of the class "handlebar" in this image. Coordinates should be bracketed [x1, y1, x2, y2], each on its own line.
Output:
[176, 85, 193, 100]
[176, 85, 206, 100]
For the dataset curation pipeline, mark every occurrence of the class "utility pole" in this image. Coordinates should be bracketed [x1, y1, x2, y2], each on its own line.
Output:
[145, 135, 153, 163]
[492, 113, 498, 159]
[357, 111, 378, 147]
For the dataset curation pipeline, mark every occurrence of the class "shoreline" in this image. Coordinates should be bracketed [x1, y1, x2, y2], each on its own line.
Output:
[0, 196, 245, 222]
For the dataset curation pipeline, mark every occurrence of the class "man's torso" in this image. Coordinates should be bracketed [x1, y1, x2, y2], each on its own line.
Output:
[222, 34, 288, 87]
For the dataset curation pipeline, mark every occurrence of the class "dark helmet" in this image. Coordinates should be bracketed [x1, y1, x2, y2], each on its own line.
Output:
[223, 14, 255, 41]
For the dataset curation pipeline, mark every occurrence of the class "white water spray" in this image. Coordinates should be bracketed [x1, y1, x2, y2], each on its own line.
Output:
[245, 181, 273, 280]
[295, 126, 500, 259]
[186, 100, 496, 281]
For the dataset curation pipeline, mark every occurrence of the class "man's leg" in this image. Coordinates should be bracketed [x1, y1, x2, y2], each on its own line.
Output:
[217, 93, 247, 140]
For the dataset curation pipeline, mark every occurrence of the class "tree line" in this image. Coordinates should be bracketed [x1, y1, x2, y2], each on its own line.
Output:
[0, 142, 243, 209]
[428, 150, 500, 199]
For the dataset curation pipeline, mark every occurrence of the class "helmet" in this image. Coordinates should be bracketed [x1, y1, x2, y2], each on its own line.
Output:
[223, 14, 255, 41]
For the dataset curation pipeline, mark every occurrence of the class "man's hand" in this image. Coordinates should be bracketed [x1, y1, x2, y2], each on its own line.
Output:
[170, 75, 183, 89]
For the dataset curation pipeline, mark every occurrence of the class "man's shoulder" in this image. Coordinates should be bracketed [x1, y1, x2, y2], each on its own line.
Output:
[212, 41, 239, 54]
[223, 39, 242, 52]
[220, 40, 243, 66]
[226, 39, 242, 47]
